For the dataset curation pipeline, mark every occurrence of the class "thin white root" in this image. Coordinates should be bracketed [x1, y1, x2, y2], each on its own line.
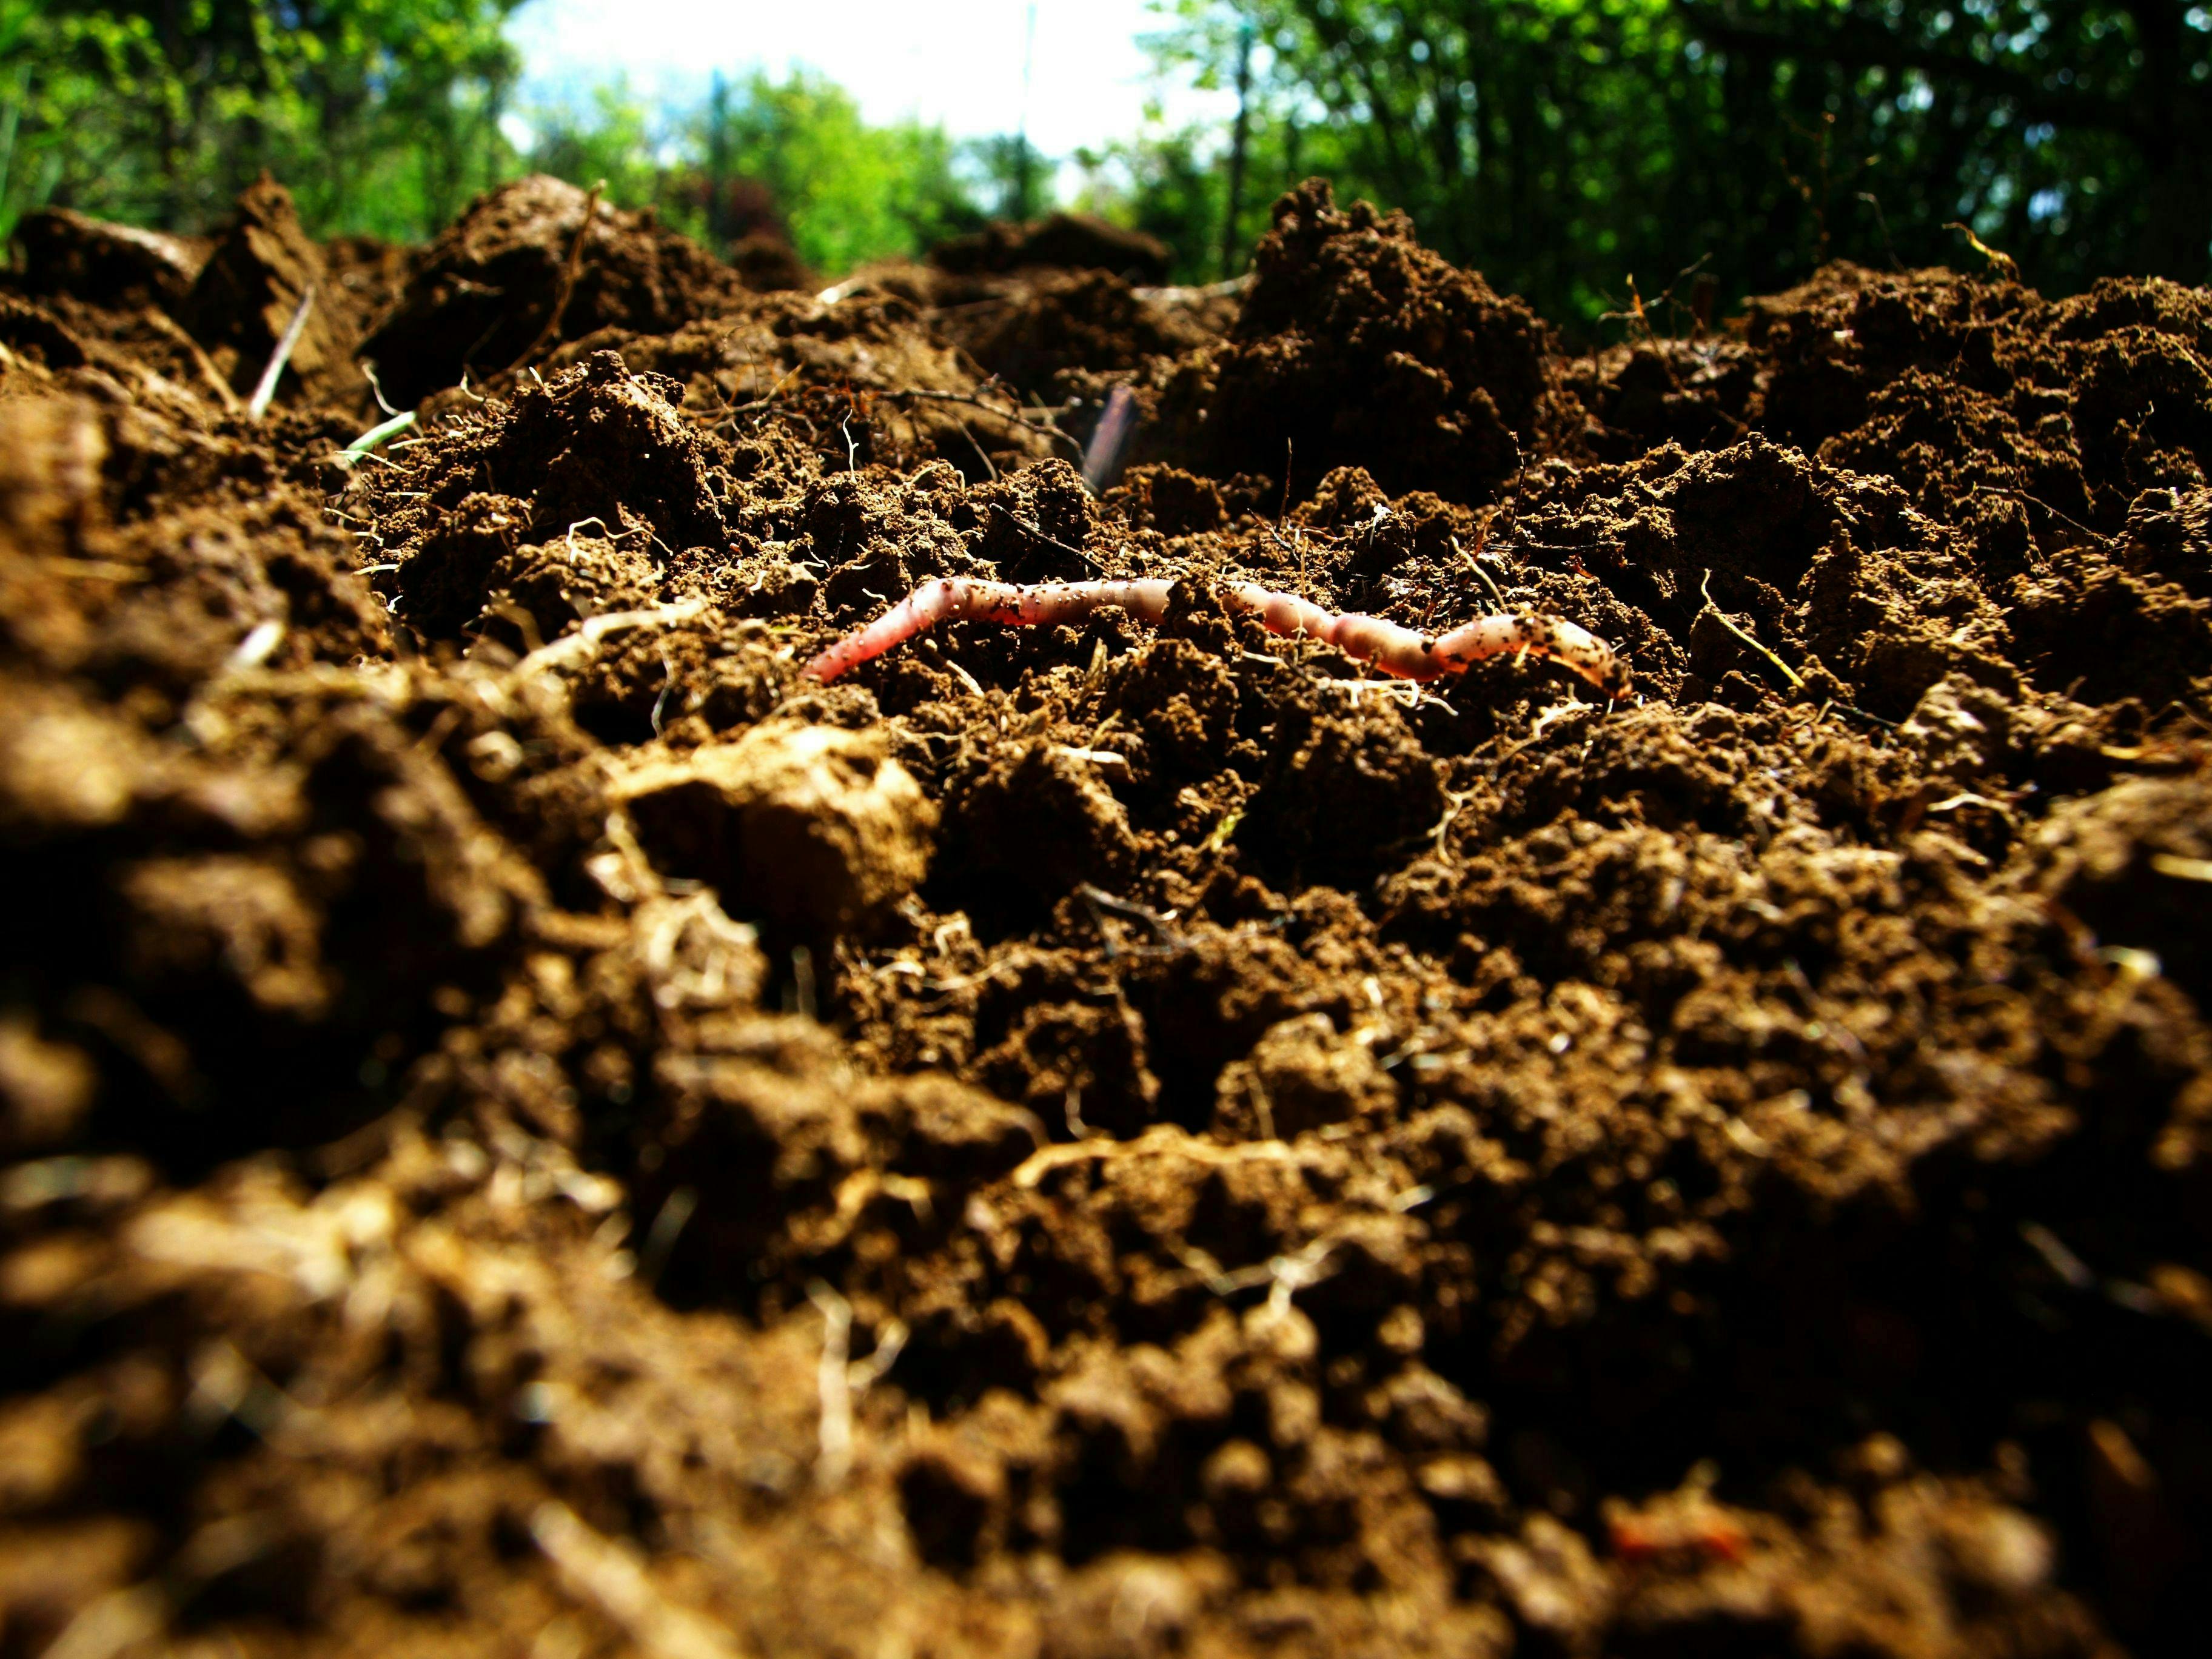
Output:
[809, 1279, 853, 1488]
[531, 1501, 747, 1659]
[511, 600, 708, 681]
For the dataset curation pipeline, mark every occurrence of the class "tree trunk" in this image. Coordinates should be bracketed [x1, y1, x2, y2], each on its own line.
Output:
[1219, 19, 1254, 280]
[2128, 3, 2211, 279]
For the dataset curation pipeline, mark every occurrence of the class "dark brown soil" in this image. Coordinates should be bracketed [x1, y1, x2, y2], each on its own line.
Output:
[930, 212, 1173, 285]
[1, 175, 2208, 1659]
[360, 175, 762, 406]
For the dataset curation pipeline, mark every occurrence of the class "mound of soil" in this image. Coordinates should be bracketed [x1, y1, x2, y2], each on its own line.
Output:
[361, 175, 756, 404]
[1, 173, 2209, 1659]
[8, 207, 209, 311]
[932, 212, 1173, 285]
[179, 175, 366, 408]
[1190, 179, 1553, 498]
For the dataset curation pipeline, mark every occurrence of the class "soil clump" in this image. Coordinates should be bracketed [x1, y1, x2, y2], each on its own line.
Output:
[931, 211, 1173, 286]
[361, 175, 759, 405]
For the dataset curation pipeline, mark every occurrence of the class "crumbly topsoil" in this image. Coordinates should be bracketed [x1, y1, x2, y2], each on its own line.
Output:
[2, 173, 2208, 1659]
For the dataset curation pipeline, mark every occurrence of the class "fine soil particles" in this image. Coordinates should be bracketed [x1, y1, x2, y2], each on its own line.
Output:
[2, 174, 2210, 1659]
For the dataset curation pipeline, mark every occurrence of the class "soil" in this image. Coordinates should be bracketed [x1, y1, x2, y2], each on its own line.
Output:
[930, 212, 1173, 286]
[2, 173, 2209, 1659]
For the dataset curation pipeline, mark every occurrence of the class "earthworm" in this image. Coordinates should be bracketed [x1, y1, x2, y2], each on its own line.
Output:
[802, 577, 1630, 698]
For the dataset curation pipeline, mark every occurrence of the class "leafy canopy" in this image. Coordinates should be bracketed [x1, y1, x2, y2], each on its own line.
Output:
[1136, 0, 2211, 323]
[7, 0, 2205, 327]
[3, 1, 523, 240]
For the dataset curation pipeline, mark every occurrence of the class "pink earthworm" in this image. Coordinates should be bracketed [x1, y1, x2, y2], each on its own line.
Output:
[802, 577, 1630, 699]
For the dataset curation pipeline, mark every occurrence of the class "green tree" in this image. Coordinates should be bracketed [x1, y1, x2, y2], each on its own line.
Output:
[1147, 1, 2211, 327]
[3, 1, 522, 240]
[676, 70, 987, 273]
[969, 132, 1051, 221]
[522, 79, 677, 229]
[721, 71, 987, 272]
[512, 70, 997, 277]
[1073, 125, 1230, 283]
[1681, 1, 2210, 281]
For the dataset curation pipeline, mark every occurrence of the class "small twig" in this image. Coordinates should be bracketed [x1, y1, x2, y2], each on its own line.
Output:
[1857, 191, 1905, 273]
[2151, 853, 2212, 883]
[225, 620, 286, 671]
[1819, 699, 1900, 732]
[941, 655, 985, 697]
[951, 414, 999, 482]
[561, 517, 639, 565]
[1969, 481, 2105, 545]
[1945, 220, 2020, 282]
[1456, 535, 1509, 609]
[877, 387, 1082, 457]
[1699, 569, 1804, 691]
[1496, 434, 1530, 538]
[1262, 520, 1305, 567]
[1430, 786, 1473, 854]
[531, 1502, 745, 1659]
[1053, 745, 1128, 769]
[651, 649, 679, 737]
[791, 943, 817, 1022]
[716, 362, 804, 423]
[247, 284, 317, 420]
[360, 358, 400, 416]
[1075, 883, 1183, 956]
[990, 500, 1099, 571]
[635, 1185, 695, 1284]
[1263, 1238, 1339, 1316]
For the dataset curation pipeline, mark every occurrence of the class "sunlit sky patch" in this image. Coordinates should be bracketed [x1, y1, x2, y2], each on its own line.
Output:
[508, 0, 1230, 155]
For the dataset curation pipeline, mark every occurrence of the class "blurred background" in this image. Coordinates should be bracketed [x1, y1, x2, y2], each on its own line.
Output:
[3, 0, 2207, 329]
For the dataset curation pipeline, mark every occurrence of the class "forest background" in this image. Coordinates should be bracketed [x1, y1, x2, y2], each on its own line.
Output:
[4, 1, 2208, 331]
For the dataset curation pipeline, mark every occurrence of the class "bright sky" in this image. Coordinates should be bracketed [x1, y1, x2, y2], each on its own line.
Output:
[508, 0, 1227, 155]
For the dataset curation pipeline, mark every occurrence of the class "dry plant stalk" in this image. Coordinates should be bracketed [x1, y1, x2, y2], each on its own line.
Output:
[803, 577, 1630, 698]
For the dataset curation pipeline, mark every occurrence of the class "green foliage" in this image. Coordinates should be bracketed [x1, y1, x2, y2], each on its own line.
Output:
[514, 70, 995, 278]
[1073, 124, 1233, 284]
[692, 71, 987, 274]
[968, 132, 1053, 222]
[521, 80, 672, 226]
[10, 0, 2199, 327]
[2, 1, 522, 241]
[1, 5, 996, 276]
[1146, 1, 2212, 327]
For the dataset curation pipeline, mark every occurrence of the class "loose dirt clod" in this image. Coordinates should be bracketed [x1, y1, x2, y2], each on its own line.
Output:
[617, 721, 935, 934]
